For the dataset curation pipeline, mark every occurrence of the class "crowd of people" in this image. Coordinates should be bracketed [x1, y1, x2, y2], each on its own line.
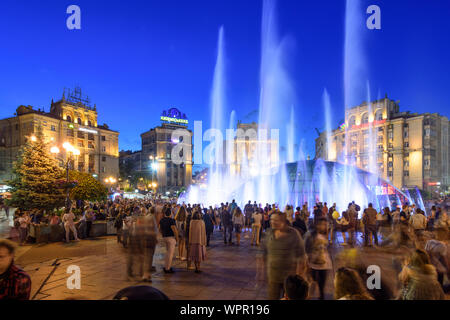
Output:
[0, 195, 449, 300]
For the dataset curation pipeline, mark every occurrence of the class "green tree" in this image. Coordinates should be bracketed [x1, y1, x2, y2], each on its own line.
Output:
[7, 130, 65, 211]
[69, 171, 108, 202]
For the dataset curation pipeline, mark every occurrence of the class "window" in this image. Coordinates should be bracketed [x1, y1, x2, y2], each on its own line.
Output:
[361, 113, 369, 124]
[404, 171, 409, 177]
[77, 131, 85, 139]
[375, 110, 383, 121]
[78, 141, 84, 148]
[388, 171, 393, 177]
[404, 142, 409, 148]
[101, 136, 106, 141]
[66, 116, 72, 122]
[88, 142, 94, 149]
[348, 116, 356, 126]
[51, 125, 56, 131]
[88, 133, 94, 141]
[404, 161, 409, 167]
[102, 156, 106, 162]
[77, 118, 82, 125]
[67, 129, 74, 137]
[102, 146, 106, 152]
[102, 167, 106, 173]
[388, 161, 393, 168]
[404, 130, 409, 138]
[388, 143, 393, 149]
[88, 120, 92, 127]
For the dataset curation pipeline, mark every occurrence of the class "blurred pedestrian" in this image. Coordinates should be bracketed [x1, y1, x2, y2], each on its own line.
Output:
[0, 239, 31, 300]
[334, 267, 374, 300]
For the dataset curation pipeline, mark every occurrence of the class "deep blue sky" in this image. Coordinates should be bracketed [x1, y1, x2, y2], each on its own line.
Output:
[1, 0, 449, 166]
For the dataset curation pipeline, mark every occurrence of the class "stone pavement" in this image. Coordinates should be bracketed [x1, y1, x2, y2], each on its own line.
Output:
[9, 227, 336, 300]
[4, 216, 448, 300]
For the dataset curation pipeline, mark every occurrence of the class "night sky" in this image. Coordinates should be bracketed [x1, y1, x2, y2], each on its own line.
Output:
[1, 0, 449, 170]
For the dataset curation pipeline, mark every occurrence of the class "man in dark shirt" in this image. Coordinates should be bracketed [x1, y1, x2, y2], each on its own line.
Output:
[0, 239, 31, 300]
[221, 206, 233, 245]
[159, 209, 178, 273]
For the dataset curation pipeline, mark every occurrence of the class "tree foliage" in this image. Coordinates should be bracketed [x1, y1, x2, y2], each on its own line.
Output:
[6, 130, 65, 211]
[69, 170, 108, 202]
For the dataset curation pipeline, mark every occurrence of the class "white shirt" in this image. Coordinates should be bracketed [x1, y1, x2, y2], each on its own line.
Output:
[252, 213, 262, 226]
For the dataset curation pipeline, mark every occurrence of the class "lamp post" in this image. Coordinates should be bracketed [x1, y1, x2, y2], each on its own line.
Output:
[51, 142, 80, 209]
[104, 177, 117, 193]
[149, 155, 158, 195]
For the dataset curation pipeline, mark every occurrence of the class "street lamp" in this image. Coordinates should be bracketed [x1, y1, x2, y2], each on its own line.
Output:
[51, 142, 80, 209]
[149, 155, 158, 196]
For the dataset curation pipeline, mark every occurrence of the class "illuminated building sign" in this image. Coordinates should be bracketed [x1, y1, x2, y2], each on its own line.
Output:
[351, 119, 386, 130]
[161, 108, 188, 125]
[370, 184, 396, 196]
[79, 127, 98, 134]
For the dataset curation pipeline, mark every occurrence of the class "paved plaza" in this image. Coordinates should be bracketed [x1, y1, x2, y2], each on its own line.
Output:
[1, 210, 448, 300]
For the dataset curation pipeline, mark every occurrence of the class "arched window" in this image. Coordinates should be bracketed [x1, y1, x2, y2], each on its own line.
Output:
[77, 118, 82, 125]
[348, 116, 356, 126]
[88, 120, 92, 127]
[375, 109, 383, 121]
[66, 115, 72, 122]
[361, 113, 369, 124]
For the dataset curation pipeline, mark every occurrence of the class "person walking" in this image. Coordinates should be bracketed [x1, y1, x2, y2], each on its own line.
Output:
[85, 208, 95, 239]
[262, 211, 306, 300]
[203, 207, 216, 247]
[62, 208, 79, 243]
[222, 205, 233, 245]
[232, 207, 245, 246]
[114, 210, 124, 244]
[362, 203, 378, 247]
[140, 210, 158, 282]
[410, 208, 427, 238]
[174, 206, 187, 259]
[17, 213, 30, 246]
[304, 218, 332, 300]
[122, 212, 132, 248]
[126, 220, 144, 281]
[189, 211, 207, 273]
[251, 208, 263, 246]
[159, 208, 178, 273]
[244, 201, 254, 232]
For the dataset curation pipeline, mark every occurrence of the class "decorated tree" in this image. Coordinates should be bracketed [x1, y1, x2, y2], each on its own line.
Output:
[7, 130, 65, 211]
[69, 171, 108, 202]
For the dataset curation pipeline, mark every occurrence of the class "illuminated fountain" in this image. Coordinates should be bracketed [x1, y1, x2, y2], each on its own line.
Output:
[179, 0, 421, 213]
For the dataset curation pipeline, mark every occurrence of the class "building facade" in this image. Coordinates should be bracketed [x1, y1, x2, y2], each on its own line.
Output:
[140, 108, 193, 194]
[0, 88, 119, 184]
[315, 96, 449, 195]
